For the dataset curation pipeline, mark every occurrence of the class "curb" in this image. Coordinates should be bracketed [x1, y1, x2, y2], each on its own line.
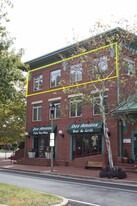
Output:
[54, 197, 69, 206]
[49, 172, 137, 187]
[1, 167, 137, 187]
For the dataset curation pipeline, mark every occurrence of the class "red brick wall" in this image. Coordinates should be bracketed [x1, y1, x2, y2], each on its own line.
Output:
[26, 46, 137, 166]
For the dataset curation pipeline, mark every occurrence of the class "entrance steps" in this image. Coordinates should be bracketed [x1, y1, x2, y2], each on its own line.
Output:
[15, 158, 51, 166]
[9, 149, 24, 160]
[116, 163, 137, 173]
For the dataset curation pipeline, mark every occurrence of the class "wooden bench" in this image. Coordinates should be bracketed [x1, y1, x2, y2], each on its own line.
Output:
[85, 161, 103, 169]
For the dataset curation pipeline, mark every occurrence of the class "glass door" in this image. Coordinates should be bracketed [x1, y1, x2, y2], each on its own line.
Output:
[34, 135, 50, 157]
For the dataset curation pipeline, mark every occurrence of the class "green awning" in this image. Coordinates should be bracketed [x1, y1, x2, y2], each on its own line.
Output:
[113, 93, 137, 114]
[67, 121, 103, 134]
[116, 102, 137, 113]
[29, 125, 57, 136]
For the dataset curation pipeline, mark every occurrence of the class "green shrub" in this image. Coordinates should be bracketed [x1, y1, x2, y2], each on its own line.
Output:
[99, 166, 127, 179]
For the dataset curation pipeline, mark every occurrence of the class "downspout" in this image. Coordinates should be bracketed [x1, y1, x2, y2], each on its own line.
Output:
[116, 43, 120, 105]
[116, 43, 122, 158]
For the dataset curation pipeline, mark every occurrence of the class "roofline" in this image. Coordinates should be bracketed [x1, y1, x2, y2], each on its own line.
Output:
[25, 27, 137, 70]
[25, 27, 122, 63]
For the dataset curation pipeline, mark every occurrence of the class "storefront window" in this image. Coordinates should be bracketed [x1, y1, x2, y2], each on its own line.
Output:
[72, 133, 102, 158]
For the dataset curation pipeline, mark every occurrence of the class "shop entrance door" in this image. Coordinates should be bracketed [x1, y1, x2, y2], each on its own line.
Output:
[134, 134, 137, 161]
[34, 135, 49, 157]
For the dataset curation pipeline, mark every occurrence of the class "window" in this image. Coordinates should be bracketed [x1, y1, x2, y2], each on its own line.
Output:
[93, 91, 108, 115]
[49, 101, 60, 119]
[69, 98, 82, 117]
[123, 57, 135, 76]
[50, 69, 61, 87]
[73, 133, 102, 158]
[70, 63, 82, 82]
[32, 103, 42, 121]
[33, 75, 43, 91]
[93, 56, 108, 76]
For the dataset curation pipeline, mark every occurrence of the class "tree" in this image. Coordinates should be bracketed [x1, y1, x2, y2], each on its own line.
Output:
[0, 0, 27, 145]
[60, 23, 137, 168]
[0, 82, 26, 145]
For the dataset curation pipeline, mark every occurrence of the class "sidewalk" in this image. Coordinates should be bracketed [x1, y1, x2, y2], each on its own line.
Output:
[0, 157, 137, 184]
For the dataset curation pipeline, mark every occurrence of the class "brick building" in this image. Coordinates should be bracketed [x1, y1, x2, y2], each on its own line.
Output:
[25, 27, 137, 167]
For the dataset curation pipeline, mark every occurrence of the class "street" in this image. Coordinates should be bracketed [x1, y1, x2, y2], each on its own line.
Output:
[0, 170, 137, 206]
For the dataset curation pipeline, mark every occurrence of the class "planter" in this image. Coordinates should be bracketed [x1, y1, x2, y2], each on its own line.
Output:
[28, 151, 36, 158]
[122, 157, 128, 163]
[45, 152, 51, 159]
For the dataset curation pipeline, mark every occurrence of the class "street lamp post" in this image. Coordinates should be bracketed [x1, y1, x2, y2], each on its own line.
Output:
[49, 103, 55, 172]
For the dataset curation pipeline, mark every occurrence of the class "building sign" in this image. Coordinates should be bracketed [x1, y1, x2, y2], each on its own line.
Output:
[123, 138, 131, 144]
[67, 121, 103, 134]
[29, 125, 57, 136]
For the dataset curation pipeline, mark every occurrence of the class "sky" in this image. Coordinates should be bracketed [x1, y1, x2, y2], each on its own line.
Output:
[7, 0, 137, 62]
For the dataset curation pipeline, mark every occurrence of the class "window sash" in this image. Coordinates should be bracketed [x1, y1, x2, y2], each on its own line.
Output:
[93, 56, 108, 75]
[49, 102, 60, 119]
[32, 104, 42, 121]
[33, 75, 43, 91]
[124, 57, 135, 76]
[50, 69, 61, 87]
[70, 63, 82, 82]
[69, 99, 82, 117]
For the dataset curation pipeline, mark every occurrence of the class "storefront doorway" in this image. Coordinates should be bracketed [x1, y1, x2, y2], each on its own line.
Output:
[29, 125, 57, 158]
[34, 135, 49, 157]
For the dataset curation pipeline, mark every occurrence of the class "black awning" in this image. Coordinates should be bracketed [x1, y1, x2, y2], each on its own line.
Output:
[29, 125, 57, 136]
[67, 121, 103, 134]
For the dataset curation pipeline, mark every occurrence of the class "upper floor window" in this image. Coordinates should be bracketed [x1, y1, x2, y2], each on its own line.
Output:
[70, 63, 82, 82]
[93, 56, 108, 75]
[50, 69, 61, 87]
[33, 75, 43, 91]
[93, 91, 108, 115]
[32, 103, 42, 121]
[49, 101, 60, 119]
[123, 57, 135, 76]
[69, 98, 82, 118]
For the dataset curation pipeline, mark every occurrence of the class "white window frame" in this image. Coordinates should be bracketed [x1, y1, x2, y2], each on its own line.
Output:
[124, 57, 135, 76]
[32, 103, 42, 121]
[50, 69, 61, 87]
[49, 101, 61, 120]
[93, 91, 108, 115]
[33, 74, 43, 91]
[70, 63, 82, 82]
[69, 98, 82, 118]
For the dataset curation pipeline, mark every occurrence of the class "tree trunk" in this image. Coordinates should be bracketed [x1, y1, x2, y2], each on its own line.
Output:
[100, 90, 114, 169]
[103, 124, 114, 168]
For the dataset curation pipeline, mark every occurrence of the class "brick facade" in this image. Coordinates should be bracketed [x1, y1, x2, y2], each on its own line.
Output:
[25, 28, 137, 167]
